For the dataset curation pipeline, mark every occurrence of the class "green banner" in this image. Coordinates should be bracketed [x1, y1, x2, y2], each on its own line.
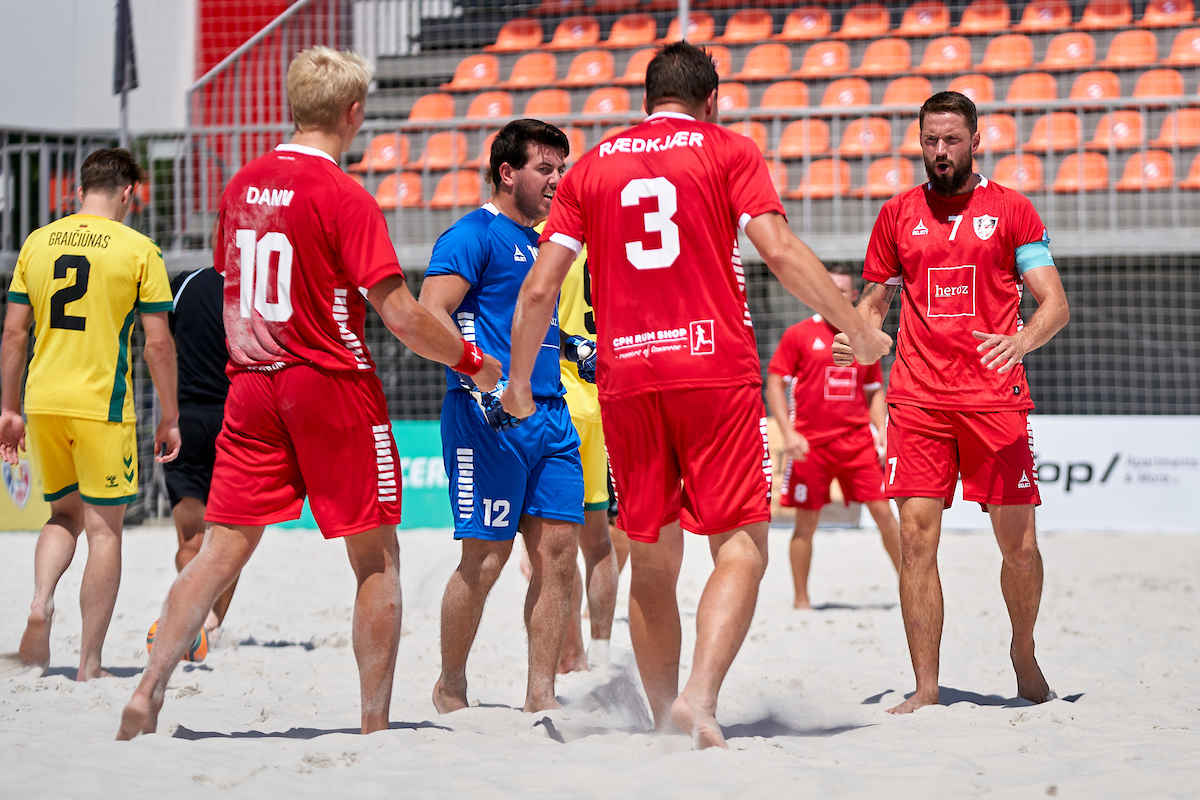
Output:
[278, 419, 451, 531]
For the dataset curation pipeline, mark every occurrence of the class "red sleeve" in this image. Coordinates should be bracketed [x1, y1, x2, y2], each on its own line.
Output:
[864, 361, 883, 387]
[1010, 190, 1048, 248]
[541, 163, 585, 250]
[726, 133, 786, 227]
[213, 209, 227, 276]
[862, 198, 901, 284]
[337, 184, 405, 289]
[767, 325, 801, 377]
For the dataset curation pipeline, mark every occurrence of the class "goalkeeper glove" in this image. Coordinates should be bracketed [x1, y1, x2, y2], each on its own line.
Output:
[562, 335, 597, 384]
[470, 380, 523, 432]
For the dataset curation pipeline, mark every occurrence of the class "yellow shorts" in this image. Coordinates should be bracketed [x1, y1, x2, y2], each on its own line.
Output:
[562, 368, 608, 511]
[26, 414, 138, 505]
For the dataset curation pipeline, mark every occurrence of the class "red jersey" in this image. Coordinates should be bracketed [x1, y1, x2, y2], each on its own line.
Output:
[541, 112, 785, 400]
[215, 144, 404, 373]
[768, 315, 882, 445]
[863, 175, 1047, 410]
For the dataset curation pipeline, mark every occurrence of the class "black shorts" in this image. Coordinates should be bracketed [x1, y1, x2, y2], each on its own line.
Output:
[163, 402, 225, 507]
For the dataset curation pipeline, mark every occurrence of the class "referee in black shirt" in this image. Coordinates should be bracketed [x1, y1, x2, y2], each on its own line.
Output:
[165, 266, 238, 633]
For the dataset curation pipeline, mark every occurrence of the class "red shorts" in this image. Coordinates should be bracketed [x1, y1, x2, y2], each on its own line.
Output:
[206, 366, 403, 537]
[885, 403, 1040, 510]
[781, 427, 886, 510]
[602, 383, 771, 542]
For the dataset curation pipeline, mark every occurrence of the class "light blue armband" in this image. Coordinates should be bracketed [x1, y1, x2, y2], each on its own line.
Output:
[1015, 234, 1054, 275]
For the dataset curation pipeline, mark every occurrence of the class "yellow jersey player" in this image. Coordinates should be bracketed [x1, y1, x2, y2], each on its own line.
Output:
[1, 148, 181, 680]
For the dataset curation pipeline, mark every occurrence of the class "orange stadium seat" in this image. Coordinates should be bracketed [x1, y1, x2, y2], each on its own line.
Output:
[408, 93, 455, 121]
[503, 53, 557, 88]
[429, 170, 482, 209]
[1038, 33, 1096, 71]
[786, 159, 852, 198]
[464, 130, 499, 169]
[659, 12, 715, 44]
[777, 119, 831, 158]
[856, 38, 912, 76]
[718, 9, 774, 43]
[615, 48, 656, 85]
[532, 0, 584, 16]
[547, 16, 601, 51]
[1117, 150, 1174, 190]
[1076, 0, 1133, 30]
[1006, 72, 1058, 103]
[410, 131, 469, 170]
[916, 36, 972, 74]
[979, 34, 1034, 73]
[978, 113, 1018, 152]
[564, 127, 587, 164]
[1151, 108, 1200, 148]
[1133, 68, 1185, 98]
[856, 157, 915, 197]
[898, 2, 950, 37]
[350, 133, 409, 173]
[727, 121, 768, 154]
[760, 80, 810, 112]
[821, 77, 872, 108]
[375, 172, 423, 210]
[1179, 153, 1200, 189]
[882, 75, 932, 106]
[604, 14, 656, 48]
[1140, 0, 1194, 27]
[1053, 152, 1109, 191]
[993, 153, 1045, 192]
[486, 19, 543, 53]
[465, 91, 514, 124]
[735, 44, 791, 81]
[837, 3, 891, 39]
[707, 46, 734, 78]
[443, 55, 499, 91]
[1101, 30, 1158, 68]
[775, 7, 832, 41]
[592, 0, 639, 11]
[524, 89, 571, 117]
[900, 120, 922, 156]
[948, 73, 996, 103]
[1069, 71, 1122, 102]
[1027, 112, 1083, 151]
[1017, 0, 1073, 31]
[718, 82, 750, 114]
[583, 87, 631, 116]
[766, 160, 789, 197]
[837, 117, 893, 157]
[1164, 28, 1200, 66]
[795, 40, 850, 78]
[560, 50, 615, 87]
[1089, 110, 1146, 150]
[955, 0, 1011, 34]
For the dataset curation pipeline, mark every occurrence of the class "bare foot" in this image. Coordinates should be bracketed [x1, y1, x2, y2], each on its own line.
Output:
[670, 694, 727, 750]
[431, 677, 469, 714]
[793, 598, 812, 610]
[203, 611, 220, 632]
[76, 666, 114, 682]
[18, 605, 52, 669]
[886, 689, 940, 714]
[557, 651, 587, 674]
[116, 693, 159, 740]
[1012, 646, 1052, 703]
[523, 695, 562, 713]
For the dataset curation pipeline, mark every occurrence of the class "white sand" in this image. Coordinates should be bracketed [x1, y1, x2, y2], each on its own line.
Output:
[1, 523, 1197, 798]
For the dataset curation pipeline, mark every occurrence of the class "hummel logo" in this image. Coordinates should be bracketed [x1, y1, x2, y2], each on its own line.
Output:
[1017, 471, 1031, 489]
[123, 454, 133, 468]
[912, 219, 928, 236]
[513, 244, 527, 263]
[812, 339, 826, 350]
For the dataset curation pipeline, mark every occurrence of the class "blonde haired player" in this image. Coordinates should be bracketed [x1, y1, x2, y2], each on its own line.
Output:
[1, 147, 182, 680]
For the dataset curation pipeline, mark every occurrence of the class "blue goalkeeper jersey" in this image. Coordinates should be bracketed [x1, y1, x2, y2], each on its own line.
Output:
[427, 203, 563, 398]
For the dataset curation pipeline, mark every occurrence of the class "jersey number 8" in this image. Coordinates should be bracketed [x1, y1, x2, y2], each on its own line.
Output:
[235, 229, 294, 322]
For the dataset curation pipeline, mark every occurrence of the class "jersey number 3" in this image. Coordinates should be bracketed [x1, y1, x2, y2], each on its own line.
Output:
[621, 177, 680, 271]
[235, 229, 294, 322]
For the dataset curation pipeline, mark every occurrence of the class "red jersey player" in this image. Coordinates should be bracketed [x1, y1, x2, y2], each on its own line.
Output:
[503, 42, 891, 749]
[833, 92, 1070, 715]
[118, 47, 501, 740]
[766, 269, 901, 610]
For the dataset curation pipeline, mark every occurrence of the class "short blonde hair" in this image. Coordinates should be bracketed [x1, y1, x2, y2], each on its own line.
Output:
[287, 46, 371, 130]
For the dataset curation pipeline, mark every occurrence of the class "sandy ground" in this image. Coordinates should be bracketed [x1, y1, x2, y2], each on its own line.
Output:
[0, 523, 1197, 799]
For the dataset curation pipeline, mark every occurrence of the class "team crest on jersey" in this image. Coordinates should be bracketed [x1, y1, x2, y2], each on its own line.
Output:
[911, 219, 928, 236]
[2, 459, 31, 509]
[972, 215, 999, 241]
[512, 244, 527, 263]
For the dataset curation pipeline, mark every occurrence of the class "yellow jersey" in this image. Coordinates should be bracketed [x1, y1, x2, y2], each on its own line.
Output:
[556, 243, 601, 421]
[7, 213, 172, 423]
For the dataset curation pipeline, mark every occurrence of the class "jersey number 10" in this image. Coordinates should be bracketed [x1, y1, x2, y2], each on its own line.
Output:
[235, 229, 294, 322]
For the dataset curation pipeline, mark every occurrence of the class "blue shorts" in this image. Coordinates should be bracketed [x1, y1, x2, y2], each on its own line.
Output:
[441, 390, 584, 541]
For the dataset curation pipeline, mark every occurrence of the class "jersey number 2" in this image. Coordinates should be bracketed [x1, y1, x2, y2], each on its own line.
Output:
[49, 254, 90, 331]
[621, 177, 680, 270]
[235, 229, 294, 322]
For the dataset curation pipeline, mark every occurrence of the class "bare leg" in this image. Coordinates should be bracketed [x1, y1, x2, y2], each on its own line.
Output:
[432, 538, 512, 713]
[522, 515, 579, 712]
[788, 510, 820, 609]
[579, 509, 617, 665]
[117, 524, 262, 740]
[610, 524, 631, 575]
[670, 522, 769, 750]
[557, 562, 587, 674]
[76, 503, 127, 681]
[990, 504, 1051, 703]
[888, 497, 944, 714]
[19, 495, 85, 668]
[628, 522, 684, 728]
[174, 497, 237, 630]
[864, 499, 902, 574]
[344, 526, 402, 733]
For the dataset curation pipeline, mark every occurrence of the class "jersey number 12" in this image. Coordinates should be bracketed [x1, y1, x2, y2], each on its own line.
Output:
[235, 229, 294, 322]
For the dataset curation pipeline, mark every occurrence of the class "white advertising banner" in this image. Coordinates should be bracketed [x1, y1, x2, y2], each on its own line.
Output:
[940, 416, 1200, 533]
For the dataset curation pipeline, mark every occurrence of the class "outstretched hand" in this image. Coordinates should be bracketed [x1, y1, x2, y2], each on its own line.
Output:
[973, 330, 1028, 373]
[0, 410, 26, 466]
